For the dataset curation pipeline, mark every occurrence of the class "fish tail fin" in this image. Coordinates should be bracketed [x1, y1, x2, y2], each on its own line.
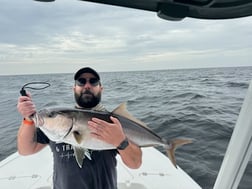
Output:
[166, 138, 193, 169]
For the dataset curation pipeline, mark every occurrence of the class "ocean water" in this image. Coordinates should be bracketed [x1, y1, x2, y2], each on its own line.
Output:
[0, 66, 252, 189]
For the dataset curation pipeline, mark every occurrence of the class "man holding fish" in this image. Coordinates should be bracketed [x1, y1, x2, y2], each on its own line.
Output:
[17, 67, 142, 189]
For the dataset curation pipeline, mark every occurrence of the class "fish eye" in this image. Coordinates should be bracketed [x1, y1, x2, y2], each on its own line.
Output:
[47, 111, 57, 118]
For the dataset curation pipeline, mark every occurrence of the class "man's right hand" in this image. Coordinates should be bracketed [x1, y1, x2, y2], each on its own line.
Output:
[17, 93, 36, 119]
[17, 93, 46, 155]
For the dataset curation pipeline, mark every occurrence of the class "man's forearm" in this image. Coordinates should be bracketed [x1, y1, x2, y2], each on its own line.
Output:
[17, 121, 45, 155]
[118, 141, 142, 169]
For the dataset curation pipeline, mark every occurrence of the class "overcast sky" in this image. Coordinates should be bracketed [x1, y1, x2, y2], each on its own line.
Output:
[1, 0, 252, 75]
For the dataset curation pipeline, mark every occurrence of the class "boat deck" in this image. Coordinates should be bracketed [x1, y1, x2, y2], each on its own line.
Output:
[0, 147, 201, 189]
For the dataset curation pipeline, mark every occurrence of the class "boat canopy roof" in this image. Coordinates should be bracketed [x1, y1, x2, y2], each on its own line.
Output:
[34, 0, 252, 21]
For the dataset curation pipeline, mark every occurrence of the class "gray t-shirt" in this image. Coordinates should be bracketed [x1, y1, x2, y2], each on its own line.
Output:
[36, 104, 118, 189]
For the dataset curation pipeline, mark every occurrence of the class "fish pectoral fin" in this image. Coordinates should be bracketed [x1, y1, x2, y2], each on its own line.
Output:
[73, 147, 88, 168]
[166, 138, 193, 169]
[73, 131, 83, 144]
[112, 102, 149, 128]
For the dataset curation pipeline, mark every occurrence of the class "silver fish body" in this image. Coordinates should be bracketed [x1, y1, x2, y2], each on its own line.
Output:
[33, 103, 192, 168]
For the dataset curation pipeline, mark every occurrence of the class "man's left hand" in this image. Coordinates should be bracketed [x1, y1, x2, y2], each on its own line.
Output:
[88, 116, 126, 147]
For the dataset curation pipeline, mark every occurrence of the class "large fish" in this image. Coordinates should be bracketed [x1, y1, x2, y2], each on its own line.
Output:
[32, 103, 192, 168]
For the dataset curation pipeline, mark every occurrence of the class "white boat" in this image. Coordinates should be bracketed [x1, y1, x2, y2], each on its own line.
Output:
[0, 147, 201, 189]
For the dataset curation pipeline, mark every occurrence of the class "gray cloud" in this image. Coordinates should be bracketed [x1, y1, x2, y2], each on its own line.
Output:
[1, 0, 252, 75]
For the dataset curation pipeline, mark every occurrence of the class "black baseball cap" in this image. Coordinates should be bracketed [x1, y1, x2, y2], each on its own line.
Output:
[74, 67, 100, 80]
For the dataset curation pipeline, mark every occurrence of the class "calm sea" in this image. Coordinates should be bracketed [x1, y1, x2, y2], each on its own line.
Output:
[0, 67, 252, 189]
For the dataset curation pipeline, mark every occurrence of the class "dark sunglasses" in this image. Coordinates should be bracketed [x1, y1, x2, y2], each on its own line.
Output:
[75, 78, 100, 86]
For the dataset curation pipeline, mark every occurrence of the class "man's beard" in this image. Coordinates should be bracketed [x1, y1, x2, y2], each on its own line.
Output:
[74, 90, 101, 109]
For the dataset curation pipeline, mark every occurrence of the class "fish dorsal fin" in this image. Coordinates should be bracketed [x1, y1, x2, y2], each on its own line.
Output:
[112, 102, 148, 128]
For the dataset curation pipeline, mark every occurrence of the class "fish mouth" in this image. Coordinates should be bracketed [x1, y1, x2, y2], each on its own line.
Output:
[63, 117, 74, 139]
